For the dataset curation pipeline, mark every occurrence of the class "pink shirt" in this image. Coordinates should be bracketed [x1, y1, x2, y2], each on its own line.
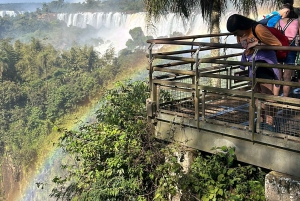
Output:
[278, 19, 299, 40]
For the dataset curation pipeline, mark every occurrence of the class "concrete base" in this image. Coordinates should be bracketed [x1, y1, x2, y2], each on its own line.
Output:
[265, 171, 300, 201]
[171, 148, 196, 201]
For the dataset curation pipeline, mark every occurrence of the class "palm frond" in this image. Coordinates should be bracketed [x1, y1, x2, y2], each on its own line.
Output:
[144, 0, 283, 23]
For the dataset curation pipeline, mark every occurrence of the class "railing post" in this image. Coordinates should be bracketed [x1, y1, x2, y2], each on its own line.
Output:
[148, 43, 155, 99]
[251, 50, 258, 141]
[194, 46, 202, 128]
[226, 67, 229, 89]
[202, 90, 206, 122]
[256, 100, 262, 133]
[146, 43, 157, 121]
[229, 66, 232, 89]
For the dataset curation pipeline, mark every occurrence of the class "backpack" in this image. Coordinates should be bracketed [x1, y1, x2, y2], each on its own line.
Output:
[252, 23, 290, 62]
[258, 14, 277, 25]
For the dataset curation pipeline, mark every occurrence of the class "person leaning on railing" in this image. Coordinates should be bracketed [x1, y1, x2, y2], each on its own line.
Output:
[274, 9, 300, 97]
[226, 14, 282, 132]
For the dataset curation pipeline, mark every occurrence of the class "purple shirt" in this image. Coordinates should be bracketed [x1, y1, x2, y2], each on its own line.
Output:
[240, 49, 280, 80]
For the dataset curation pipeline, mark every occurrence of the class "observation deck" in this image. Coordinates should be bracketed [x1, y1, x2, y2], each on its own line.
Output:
[146, 33, 300, 177]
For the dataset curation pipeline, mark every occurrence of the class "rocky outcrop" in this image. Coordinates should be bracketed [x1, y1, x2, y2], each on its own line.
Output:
[1, 154, 22, 201]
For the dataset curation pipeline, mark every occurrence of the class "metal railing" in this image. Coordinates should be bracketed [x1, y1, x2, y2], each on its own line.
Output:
[146, 33, 300, 175]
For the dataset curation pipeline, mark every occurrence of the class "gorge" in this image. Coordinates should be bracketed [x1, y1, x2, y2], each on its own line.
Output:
[0, 5, 274, 201]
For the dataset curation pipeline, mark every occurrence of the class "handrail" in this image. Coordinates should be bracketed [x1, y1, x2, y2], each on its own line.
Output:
[147, 33, 233, 41]
[147, 33, 300, 177]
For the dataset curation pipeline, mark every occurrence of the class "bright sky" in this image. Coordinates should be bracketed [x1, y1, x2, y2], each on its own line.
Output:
[0, 0, 84, 3]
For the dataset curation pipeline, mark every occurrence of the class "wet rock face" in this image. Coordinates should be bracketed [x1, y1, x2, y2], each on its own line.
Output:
[1, 156, 22, 201]
[265, 171, 300, 201]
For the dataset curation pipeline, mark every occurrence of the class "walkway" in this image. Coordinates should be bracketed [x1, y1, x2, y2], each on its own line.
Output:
[146, 33, 300, 177]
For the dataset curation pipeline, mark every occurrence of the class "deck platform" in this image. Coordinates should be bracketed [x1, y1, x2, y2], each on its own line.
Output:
[146, 33, 300, 177]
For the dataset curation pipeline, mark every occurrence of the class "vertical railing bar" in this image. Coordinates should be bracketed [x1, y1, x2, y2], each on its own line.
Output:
[226, 67, 229, 89]
[148, 43, 155, 98]
[156, 85, 160, 111]
[194, 46, 202, 128]
[202, 90, 206, 122]
[229, 66, 232, 89]
[251, 49, 259, 142]
[256, 100, 262, 134]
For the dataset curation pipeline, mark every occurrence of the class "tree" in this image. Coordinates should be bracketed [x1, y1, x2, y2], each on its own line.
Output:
[126, 27, 153, 50]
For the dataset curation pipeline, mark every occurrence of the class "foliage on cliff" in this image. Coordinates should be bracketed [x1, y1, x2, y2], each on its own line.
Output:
[51, 80, 266, 201]
[0, 36, 148, 189]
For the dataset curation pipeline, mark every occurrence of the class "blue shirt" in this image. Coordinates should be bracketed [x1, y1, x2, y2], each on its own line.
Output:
[266, 11, 281, 27]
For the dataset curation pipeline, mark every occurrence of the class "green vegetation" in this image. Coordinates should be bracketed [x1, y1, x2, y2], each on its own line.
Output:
[0, 38, 110, 167]
[51, 81, 266, 201]
[0, 12, 103, 50]
[126, 27, 153, 50]
[0, 33, 149, 198]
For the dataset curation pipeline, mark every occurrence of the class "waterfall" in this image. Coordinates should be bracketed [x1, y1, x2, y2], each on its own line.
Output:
[0, 11, 24, 17]
[56, 12, 212, 37]
[56, 12, 219, 53]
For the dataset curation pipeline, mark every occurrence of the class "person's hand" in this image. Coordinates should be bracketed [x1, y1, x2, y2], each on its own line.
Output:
[246, 41, 259, 50]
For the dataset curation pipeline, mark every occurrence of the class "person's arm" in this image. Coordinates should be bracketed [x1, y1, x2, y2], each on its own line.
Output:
[255, 24, 282, 46]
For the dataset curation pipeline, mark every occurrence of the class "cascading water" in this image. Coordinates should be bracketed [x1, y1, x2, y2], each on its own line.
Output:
[56, 12, 215, 53]
[0, 10, 24, 17]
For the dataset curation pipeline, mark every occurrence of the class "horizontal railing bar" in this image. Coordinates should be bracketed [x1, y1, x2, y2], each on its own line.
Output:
[200, 59, 300, 70]
[154, 74, 193, 80]
[254, 93, 300, 104]
[159, 97, 194, 106]
[149, 55, 248, 64]
[203, 53, 243, 60]
[151, 61, 191, 68]
[153, 73, 177, 79]
[256, 78, 300, 87]
[153, 67, 196, 75]
[148, 38, 300, 51]
[159, 109, 195, 118]
[230, 83, 250, 90]
[199, 73, 252, 82]
[150, 55, 196, 62]
[147, 41, 243, 48]
[152, 47, 220, 56]
[267, 102, 300, 110]
[150, 55, 300, 70]
[153, 79, 195, 88]
[254, 45, 300, 51]
[154, 79, 252, 97]
[166, 75, 194, 81]
[147, 33, 233, 42]
[159, 85, 195, 93]
[198, 85, 252, 97]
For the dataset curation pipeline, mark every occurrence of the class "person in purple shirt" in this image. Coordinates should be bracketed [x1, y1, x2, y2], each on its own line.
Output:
[227, 14, 282, 132]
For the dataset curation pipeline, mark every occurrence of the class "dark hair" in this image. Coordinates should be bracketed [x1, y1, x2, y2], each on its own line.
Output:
[288, 9, 299, 18]
[282, 3, 292, 10]
[226, 14, 257, 32]
[282, 0, 294, 5]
